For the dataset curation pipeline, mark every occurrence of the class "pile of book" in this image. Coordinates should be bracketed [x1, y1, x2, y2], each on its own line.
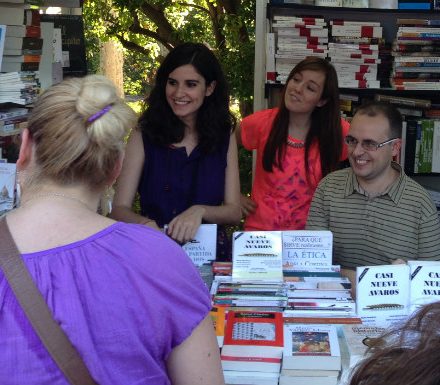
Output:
[0, 103, 28, 136]
[280, 323, 341, 385]
[0, 71, 40, 106]
[212, 280, 288, 308]
[221, 310, 284, 385]
[391, 18, 440, 90]
[328, 19, 383, 88]
[267, 15, 329, 83]
[283, 268, 357, 319]
[1, 4, 42, 73]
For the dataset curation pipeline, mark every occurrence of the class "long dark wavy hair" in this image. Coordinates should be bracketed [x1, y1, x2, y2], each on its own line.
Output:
[262, 57, 343, 180]
[138, 42, 235, 153]
[349, 301, 440, 385]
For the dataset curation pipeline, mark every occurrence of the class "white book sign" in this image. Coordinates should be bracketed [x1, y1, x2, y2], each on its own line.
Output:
[182, 224, 217, 266]
[232, 231, 283, 282]
[282, 230, 333, 271]
[408, 260, 440, 313]
[356, 264, 409, 321]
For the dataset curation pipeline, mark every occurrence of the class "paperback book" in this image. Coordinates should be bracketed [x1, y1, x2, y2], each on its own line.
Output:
[282, 323, 341, 371]
[181, 223, 217, 266]
[342, 324, 387, 367]
[0, 162, 16, 213]
[408, 260, 440, 313]
[221, 311, 284, 373]
[232, 231, 283, 282]
[282, 230, 333, 271]
[356, 264, 410, 323]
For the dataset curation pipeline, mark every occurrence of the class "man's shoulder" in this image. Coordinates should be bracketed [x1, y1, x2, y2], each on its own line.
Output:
[320, 168, 351, 187]
[400, 173, 438, 209]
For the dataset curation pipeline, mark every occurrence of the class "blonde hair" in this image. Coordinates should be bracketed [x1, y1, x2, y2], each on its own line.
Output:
[28, 75, 137, 189]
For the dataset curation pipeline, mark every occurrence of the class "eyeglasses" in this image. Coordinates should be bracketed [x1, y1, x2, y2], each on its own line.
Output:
[344, 135, 399, 151]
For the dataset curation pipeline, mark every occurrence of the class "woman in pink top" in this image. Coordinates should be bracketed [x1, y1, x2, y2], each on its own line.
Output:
[238, 57, 349, 231]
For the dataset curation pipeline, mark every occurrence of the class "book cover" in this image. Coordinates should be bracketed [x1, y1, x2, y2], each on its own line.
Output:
[342, 324, 387, 367]
[282, 324, 341, 370]
[0, 5, 25, 26]
[356, 264, 410, 318]
[40, 14, 86, 77]
[221, 311, 284, 373]
[182, 223, 217, 266]
[408, 260, 440, 313]
[0, 24, 5, 73]
[279, 373, 338, 385]
[224, 371, 279, 385]
[282, 230, 333, 271]
[232, 231, 283, 282]
[5, 24, 40, 38]
[210, 306, 226, 347]
[0, 162, 16, 213]
[431, 120, 440, 173]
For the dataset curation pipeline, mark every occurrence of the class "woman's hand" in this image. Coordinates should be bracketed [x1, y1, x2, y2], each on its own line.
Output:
[167, 205, 206, 244]
[240, 194, 257, 217]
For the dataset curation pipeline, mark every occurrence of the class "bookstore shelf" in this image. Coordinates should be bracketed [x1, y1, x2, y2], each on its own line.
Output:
[256, 0, 440, 186]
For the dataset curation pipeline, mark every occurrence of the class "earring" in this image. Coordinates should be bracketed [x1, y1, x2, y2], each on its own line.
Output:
[99, 185, 114, 216]
[15, 171, 22, 208]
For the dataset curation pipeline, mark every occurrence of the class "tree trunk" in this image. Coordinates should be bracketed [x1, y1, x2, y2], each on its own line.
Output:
[99, 40, 124, 97]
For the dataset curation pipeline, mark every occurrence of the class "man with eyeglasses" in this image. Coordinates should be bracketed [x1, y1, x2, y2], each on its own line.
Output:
[307, 101, 440, 283]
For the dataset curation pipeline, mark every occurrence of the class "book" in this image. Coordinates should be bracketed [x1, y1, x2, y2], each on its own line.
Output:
[342, 324, 387, 367]
[0, 24, 5, 73]
[279, 372, 338, 385]
[266, 32, 276, 82]
[181, 223, 217, 266]
[221, 311, 284, 373]
[0, 162, 16, 213]
[5, 24, 40, 38]
[0, 5, 25, 26]
[210, 306, 226, 347]
[282, 324, 341, 371]
[408, 260, 440, 313]
[331, 25, 383, 38]
[282, 230, 333, 271]
[375, 94, 431, 108]
[40, 14, 87, 77]
[0, 61, 38, 72]
[223, 371, 280, 385]
[5, 36, 43, 55]
[232, 231, 283, 282]
[287, 298, 356, 314]
[356, 264, 410, 319]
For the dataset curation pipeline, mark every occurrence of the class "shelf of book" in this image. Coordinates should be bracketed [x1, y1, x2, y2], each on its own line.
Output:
[254, 0, 440, 183]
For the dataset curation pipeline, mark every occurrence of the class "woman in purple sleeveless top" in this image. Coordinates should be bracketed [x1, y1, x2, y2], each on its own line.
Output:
[111, 43, 241, 255]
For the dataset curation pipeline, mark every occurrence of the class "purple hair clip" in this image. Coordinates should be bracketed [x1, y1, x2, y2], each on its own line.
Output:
[87, 105, 112, 123]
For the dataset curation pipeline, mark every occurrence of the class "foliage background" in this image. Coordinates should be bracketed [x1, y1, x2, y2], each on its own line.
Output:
[83, 0, 256, 214]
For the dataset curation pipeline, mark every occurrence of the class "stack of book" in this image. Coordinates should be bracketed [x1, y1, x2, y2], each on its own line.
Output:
[0, 71, 40, 105]
[269, 15, 329, 83]
[221, 311, 284, 385]
[1, 5, 42, 73]
[328, 19, 383, 88]
[280, 323, 341, 385]
[0, 103, 28, 136]
[391, 18, 440, 90]
[283, 271, 356, 318]
[341, 323, 387, 367]
[212, 281, 288, 308]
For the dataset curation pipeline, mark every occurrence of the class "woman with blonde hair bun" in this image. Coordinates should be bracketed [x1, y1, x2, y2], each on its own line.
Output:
[0, 75, 224, 385]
